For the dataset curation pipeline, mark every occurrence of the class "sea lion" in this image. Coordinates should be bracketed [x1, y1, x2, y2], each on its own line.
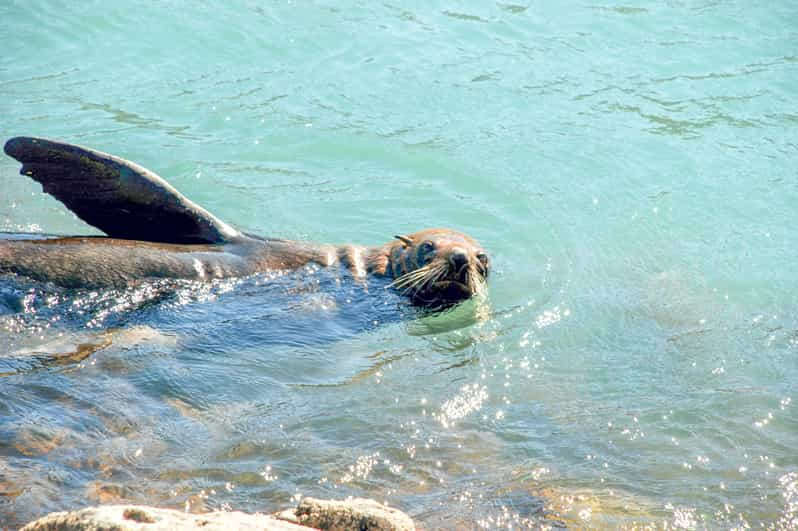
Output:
[1, 137, 489, 306]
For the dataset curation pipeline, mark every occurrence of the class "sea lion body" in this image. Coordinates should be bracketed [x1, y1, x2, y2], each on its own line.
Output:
[0, 235, 354, 288]
[1, 137, 489, 305]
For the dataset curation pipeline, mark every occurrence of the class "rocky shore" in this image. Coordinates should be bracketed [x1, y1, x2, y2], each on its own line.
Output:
[21, 497, 415, 531]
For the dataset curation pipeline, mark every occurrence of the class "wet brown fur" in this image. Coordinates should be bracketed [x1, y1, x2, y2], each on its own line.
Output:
[0, 229, 488, 303]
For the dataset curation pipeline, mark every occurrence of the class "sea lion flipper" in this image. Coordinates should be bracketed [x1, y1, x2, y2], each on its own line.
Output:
[3, 136, 240, 244]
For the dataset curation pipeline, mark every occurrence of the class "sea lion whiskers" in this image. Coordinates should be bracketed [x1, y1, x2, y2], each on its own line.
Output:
[467, 263, 488, 298]
[388, 263, 442, 291]
[412, 264, 449, 298]
[387, 274, 427, 293]
[405, 264, 448, 296]
[389, 262, 448, 296]
[417, 262, 448, 293]
[467, 265, 488, 297]
[387, 265, 432, 289]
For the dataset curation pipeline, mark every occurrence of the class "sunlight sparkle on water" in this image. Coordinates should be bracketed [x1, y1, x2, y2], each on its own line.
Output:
[259, 465, 277, 482]
[438, 384, 489, 428]
[535, 306, 570, 329]
[340, 453, 380, 484]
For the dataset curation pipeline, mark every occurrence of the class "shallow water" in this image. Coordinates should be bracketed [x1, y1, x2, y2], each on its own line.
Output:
[1, 0, 797, 528]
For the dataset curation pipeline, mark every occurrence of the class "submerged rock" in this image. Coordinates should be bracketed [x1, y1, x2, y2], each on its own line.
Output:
[288, 497, 415, 531]
[21, 498, 416, 531]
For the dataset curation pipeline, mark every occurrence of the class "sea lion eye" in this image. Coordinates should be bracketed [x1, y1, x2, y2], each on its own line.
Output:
[420, 241, 435, 255]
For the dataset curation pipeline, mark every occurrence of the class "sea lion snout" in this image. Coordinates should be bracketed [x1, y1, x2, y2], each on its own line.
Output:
[447, 248, 469, 272]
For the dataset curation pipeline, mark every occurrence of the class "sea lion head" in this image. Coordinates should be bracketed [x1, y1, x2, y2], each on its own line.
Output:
[386, 228, 489, 306]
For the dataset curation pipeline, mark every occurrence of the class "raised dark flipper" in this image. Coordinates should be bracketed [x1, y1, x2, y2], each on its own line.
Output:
[4, 136, 240, 244]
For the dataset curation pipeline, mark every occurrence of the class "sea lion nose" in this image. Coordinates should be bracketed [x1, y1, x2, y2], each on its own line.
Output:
[448, 250, 468, 272]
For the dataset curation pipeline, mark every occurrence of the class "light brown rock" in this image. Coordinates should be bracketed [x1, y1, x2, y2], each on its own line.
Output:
[20, 504, 308, 531]
[21, 498, 417, 531]
[291, 497, 415, 531]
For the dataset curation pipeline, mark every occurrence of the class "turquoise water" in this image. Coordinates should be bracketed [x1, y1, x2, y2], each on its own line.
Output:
[2, 0, 797, 528]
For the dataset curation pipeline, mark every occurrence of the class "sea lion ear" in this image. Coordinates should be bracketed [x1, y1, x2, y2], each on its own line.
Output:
[394, 235, 414, 247]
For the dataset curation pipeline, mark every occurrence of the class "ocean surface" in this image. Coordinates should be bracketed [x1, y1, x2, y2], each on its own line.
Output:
[1, 1, 797, 528]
